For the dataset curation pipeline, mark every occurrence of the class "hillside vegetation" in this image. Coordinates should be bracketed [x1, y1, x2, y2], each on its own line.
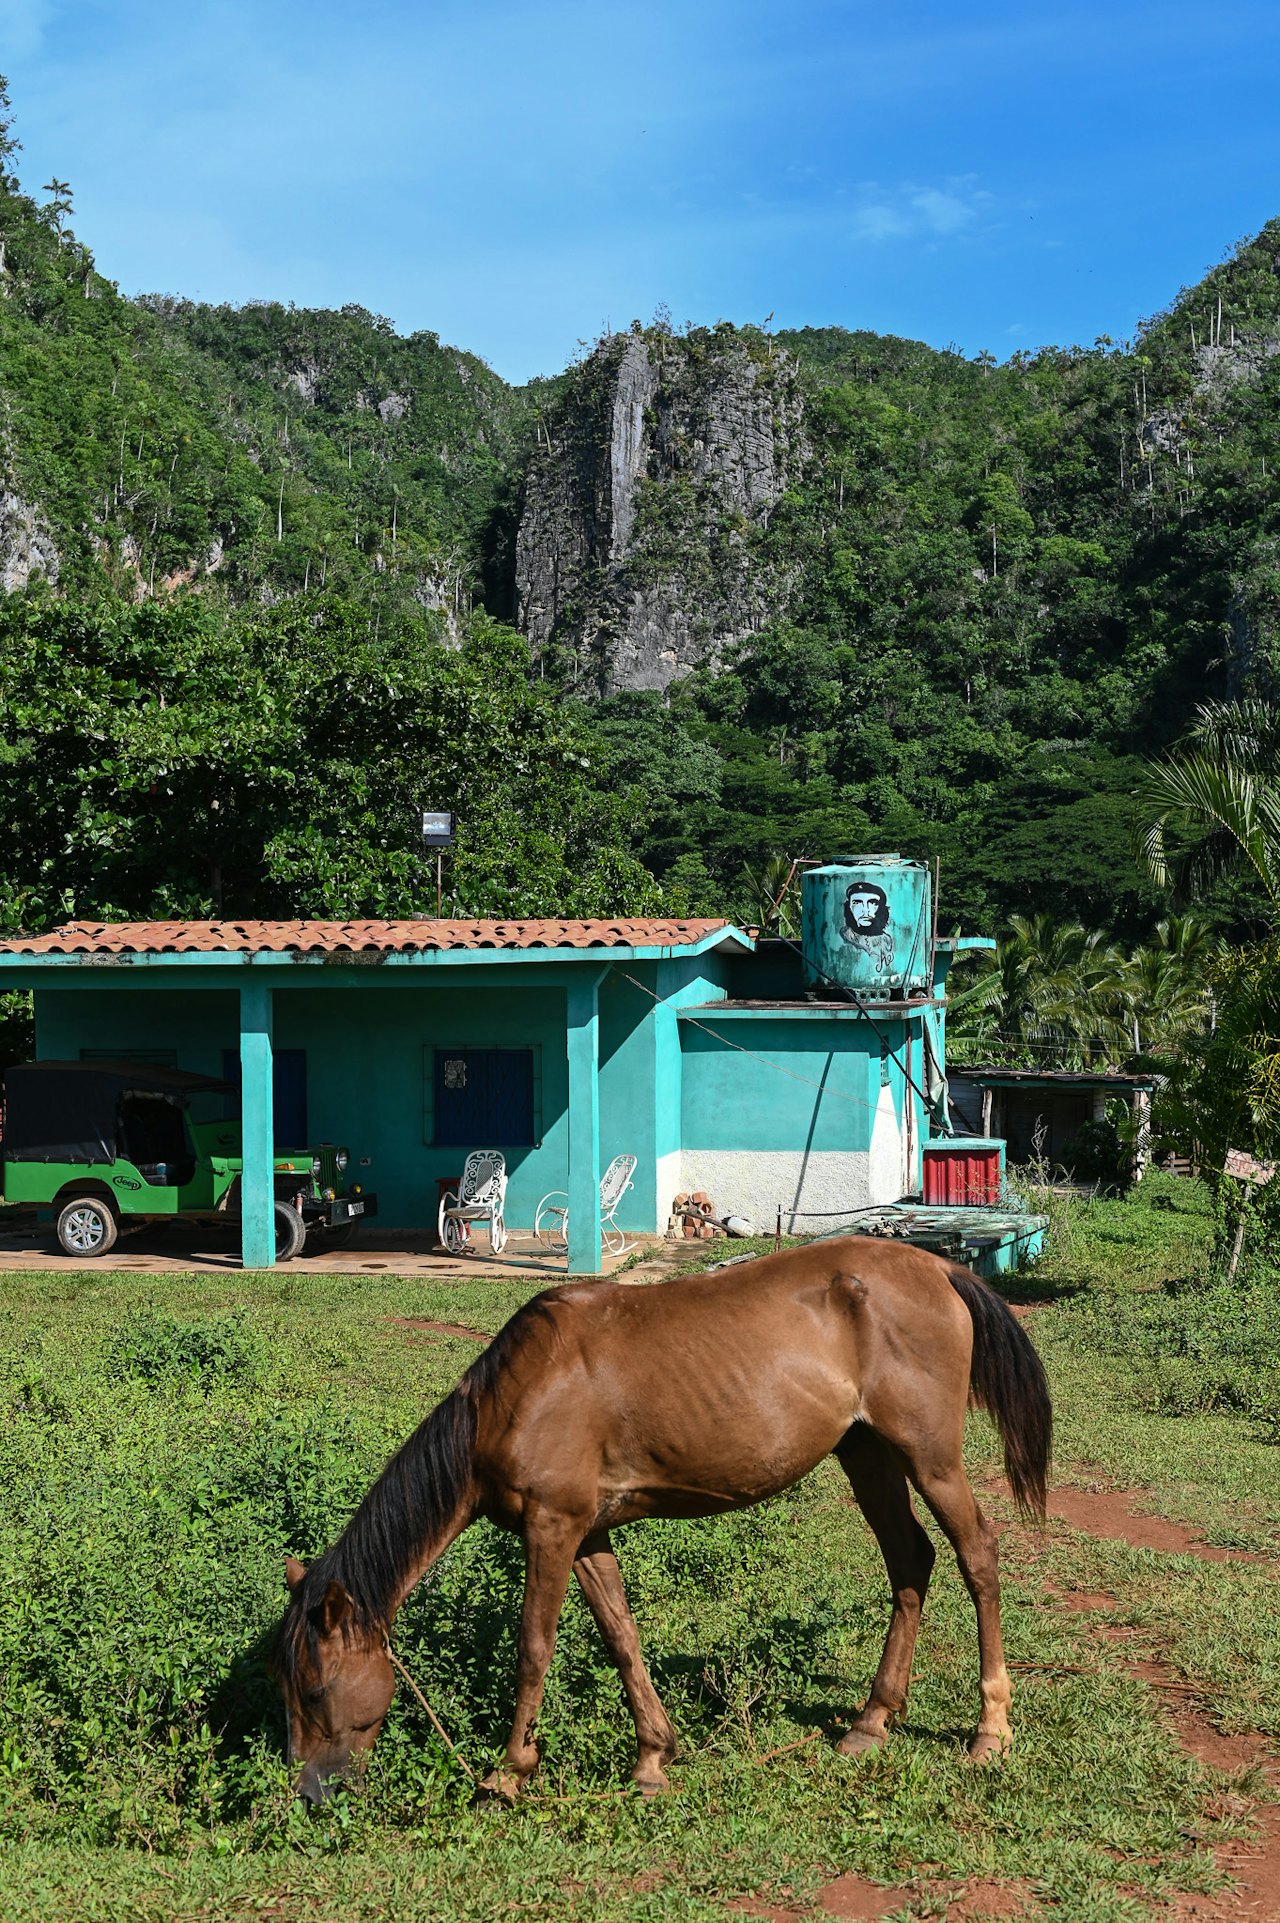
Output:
[3, 76, 1280, 938]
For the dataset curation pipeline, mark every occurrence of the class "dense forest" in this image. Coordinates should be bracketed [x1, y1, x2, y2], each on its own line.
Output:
[2, 74, 1279, 947]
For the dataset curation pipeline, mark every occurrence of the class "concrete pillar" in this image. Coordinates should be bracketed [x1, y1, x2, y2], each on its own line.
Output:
[566, 976, 603, 1275]
[239, 979, 275, 1269]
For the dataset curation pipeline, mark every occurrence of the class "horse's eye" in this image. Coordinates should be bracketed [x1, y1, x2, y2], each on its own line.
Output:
[302, 1686, 327, 1708]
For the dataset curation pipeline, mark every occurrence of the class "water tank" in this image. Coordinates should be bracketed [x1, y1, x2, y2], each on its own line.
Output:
[801, 855, 932, 1001]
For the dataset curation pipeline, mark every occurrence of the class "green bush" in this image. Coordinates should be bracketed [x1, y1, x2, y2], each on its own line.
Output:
[1060, 1118, 1130, 1192]
[106, 1310, 268, 1388]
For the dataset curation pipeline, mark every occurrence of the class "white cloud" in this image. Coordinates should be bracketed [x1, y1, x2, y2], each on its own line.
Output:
[909, 188, 975, 235]
[848, 176, 996, 247]
[850, 202, 911, 241]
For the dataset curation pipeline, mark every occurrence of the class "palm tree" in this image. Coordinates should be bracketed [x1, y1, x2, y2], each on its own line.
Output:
[1116, 915, 1218, 1059]
[1139, 699, 1280, 913]
[949, 914, 1128, 1066]
[1138, 704, 1280, 1166]
[737, 854, 801, 936]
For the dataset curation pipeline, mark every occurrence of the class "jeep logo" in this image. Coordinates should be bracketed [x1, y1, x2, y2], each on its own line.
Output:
[112, 1175, 142, 1191]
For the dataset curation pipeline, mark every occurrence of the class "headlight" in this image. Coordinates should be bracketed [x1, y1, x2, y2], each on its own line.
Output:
[335, 1148, 349, 1171]
[311, 1156, 322, 1176]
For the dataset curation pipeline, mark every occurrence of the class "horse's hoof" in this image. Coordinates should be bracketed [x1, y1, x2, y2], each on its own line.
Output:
[474, 1769, 523, 1806]
[836, 1725, 887, 1757]
[632, 1770, 669, 1796]
[965, 1732, 1011, 1766]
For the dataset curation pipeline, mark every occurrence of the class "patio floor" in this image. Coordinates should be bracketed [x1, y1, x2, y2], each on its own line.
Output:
[0, 1217, 685, 1281]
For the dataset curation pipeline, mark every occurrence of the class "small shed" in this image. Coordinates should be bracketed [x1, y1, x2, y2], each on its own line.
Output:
[950, 1066, 1159, 1169]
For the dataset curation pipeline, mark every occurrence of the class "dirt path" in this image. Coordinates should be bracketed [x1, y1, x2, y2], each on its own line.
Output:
[1018, 1476, 1279, 1918]
[387, 1315, 489, 1342]
[1051, 1586, 1280, 1920]
[1043, 1484, 1269, 1565]
[984, 1475, 1271, 1566]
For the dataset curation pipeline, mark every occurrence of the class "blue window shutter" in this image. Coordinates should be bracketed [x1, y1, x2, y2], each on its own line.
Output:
[432, 1049, 535, 1146]
[222, 1048, 308, 1145]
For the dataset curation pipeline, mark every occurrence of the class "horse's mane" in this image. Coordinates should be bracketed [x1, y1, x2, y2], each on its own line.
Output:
[278, 1293, 559, 1680]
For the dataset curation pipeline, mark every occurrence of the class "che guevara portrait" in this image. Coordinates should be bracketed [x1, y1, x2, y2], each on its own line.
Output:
[839, 881, 894, 974]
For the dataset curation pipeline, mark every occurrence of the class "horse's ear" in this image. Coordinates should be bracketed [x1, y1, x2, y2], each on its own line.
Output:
[313, 1580, 353, 1636]
[284, 1557, 307, 1590]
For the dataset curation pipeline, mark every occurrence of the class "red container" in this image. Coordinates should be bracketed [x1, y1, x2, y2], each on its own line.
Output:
[922, 1140, 1002, 1207]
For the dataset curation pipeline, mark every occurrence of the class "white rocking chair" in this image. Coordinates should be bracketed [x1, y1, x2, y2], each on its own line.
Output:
[535, 1153, 637, 1258]
[438, 1150, 508, 1256]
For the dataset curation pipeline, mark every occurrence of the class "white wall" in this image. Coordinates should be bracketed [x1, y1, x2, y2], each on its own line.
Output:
[677, 1148, 875, 1236]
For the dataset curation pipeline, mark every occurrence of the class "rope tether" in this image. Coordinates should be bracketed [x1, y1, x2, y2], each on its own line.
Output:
[383, 1638, 477, 1782]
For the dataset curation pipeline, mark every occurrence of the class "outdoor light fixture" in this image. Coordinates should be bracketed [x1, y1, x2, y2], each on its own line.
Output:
[421, 809, 456, 917]
[421, 810, 455, 849]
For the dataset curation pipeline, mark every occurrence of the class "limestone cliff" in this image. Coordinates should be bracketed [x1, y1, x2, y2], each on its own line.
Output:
[0, 479, 59, 592]
[516, 327, 806, 693]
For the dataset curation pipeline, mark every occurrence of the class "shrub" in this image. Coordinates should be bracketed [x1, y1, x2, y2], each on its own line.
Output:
[105, 1310, 268, 1388]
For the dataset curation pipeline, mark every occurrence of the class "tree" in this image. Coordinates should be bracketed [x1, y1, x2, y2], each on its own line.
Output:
[0, 595, 663, 931]
[1118, 915, 1218, 1058]
[40, 176, 73, 241]
[1139, 705, 1280, 1169]
[0, 73, 21, 191]
[948, 914, 1128, 1066]
[1139, 700, 1280, 919]
[735, 855, 801, 936]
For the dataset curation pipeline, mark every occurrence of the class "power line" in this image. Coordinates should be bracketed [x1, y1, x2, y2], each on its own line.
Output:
[614, 968, 885, 1117]
[772, 933, 943, 1120]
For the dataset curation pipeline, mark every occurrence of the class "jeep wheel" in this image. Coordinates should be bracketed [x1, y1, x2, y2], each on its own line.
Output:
[57, 1197, 118, 1258]
[274, 1200, 307, 1262]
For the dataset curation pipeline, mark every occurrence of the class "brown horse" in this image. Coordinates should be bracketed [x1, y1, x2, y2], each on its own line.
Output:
[277, 1237, 1051, 1803]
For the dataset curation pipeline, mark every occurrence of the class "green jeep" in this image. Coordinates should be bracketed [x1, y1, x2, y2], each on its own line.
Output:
[0, 1060, 377, 1260]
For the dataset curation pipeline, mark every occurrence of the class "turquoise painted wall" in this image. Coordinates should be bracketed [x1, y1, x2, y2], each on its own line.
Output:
[679, 1017, 883, 1152]
[596, 955, 735, 1225]
[36, 987, 239, 1083]
[278, 983, 576, 1230]
[597, 969, 657, 1224]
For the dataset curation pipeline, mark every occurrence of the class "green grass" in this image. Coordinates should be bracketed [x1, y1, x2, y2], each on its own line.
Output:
[0, 1178, 1276, 1919]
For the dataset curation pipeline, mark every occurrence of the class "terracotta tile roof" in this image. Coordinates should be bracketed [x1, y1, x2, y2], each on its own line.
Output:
[0, 918, 742, 957]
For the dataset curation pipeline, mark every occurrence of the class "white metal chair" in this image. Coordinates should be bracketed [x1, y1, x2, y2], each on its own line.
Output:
[535, 1153, 637, 1258]
[438, 1150, 508, 1256]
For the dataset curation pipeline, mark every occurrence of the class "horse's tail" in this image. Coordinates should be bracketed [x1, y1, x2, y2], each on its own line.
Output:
[946, 1263, 1052, 1520]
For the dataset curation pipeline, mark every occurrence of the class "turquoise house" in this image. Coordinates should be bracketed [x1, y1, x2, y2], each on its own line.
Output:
[0, 860, 987, 1272]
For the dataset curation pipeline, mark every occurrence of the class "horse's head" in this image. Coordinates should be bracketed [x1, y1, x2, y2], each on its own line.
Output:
[277, 1557, 396, 1803]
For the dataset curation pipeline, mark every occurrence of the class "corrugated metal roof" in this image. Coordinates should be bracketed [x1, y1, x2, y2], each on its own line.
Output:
[954, 1065, 1159, 1089]
[0, 918, 739, 957]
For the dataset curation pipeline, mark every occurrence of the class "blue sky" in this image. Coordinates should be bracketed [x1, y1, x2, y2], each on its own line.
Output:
[2, 0, 1278, 382]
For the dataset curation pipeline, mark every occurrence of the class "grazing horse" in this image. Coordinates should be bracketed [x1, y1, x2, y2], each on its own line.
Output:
[276, 1237, 1051, 1803]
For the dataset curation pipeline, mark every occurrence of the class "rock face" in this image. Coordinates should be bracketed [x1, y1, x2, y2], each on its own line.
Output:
[1143, 335, 1280, 456]
[0, 485, 60, 592]
[516, 328, 805, 693]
